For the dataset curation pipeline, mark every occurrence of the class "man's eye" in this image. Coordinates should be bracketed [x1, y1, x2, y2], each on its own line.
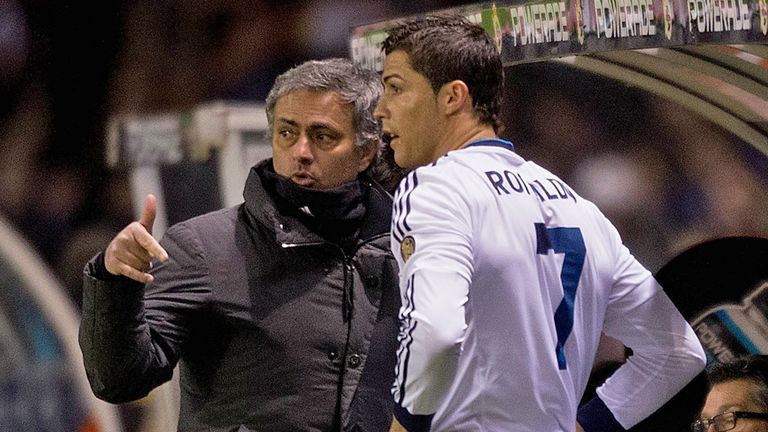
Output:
[279, 130, 295, 139]
[314, 133, 337, 147]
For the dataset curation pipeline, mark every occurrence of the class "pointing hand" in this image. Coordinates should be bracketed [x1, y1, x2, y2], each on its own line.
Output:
[104, 194, 169, 283]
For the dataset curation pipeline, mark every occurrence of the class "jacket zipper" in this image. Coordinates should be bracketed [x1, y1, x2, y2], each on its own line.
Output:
[282, 240, 356, 432]
[281, 241, 355, 322]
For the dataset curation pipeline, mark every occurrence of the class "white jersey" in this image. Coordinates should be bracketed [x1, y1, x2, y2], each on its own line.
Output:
[391, 139, 705, 431]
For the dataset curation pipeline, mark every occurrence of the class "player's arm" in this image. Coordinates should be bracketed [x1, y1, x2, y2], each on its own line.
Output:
[578, 225, 705, 431]
[585, 285, 704, 429]
[390, 169, 474, 420]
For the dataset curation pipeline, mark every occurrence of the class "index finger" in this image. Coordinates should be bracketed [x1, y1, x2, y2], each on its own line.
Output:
[133, 227, 168, 262]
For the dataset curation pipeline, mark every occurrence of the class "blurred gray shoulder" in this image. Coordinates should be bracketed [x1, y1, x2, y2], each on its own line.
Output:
[163, 205, 243, 250]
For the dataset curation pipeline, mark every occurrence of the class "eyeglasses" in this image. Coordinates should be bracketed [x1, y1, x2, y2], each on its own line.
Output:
[691, 411, 768, 432]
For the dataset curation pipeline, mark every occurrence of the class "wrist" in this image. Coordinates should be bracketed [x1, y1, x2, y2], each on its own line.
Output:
[577, 397, 626, 432]
[91, 251, 124, 281]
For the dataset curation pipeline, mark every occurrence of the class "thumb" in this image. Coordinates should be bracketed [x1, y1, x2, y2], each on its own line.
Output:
[139, 194, 158, 234]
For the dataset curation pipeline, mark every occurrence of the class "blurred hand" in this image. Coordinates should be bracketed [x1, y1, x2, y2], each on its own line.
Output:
[389, 416, 407, 432]
[104, 194, 168, 283]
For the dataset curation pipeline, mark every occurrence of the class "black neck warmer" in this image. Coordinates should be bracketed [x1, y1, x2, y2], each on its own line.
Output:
[258, 163, 368, 251]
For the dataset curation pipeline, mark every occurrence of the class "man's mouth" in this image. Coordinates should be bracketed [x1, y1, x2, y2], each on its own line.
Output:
[291, 172, 316, 187]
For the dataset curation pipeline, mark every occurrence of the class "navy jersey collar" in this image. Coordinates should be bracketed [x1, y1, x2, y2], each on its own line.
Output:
[463, 138, 515, 152]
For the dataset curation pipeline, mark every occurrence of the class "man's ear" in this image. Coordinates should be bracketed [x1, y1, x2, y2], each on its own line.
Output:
[438, 80, 471, 116]
[356, 141, 378, 173]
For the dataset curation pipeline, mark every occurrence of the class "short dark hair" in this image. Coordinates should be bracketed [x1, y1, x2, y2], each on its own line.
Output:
[381, 14, 503, 133]
[708, 355, 768, 412]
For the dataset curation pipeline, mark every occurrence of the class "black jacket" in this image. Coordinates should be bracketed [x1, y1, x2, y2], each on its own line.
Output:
[79, 161, 401, 431]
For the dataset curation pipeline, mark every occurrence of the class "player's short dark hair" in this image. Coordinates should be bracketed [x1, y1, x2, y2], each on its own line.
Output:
[381, 14, 503, 133]
[707, 355, 768, 411]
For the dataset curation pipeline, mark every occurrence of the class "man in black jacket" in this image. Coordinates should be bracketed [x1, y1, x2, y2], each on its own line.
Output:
[79, 58, 402, 432]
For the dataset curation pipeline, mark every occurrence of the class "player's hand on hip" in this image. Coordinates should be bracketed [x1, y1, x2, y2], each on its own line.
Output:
[104, 194, 169, 284]
[389, 416, 407, 432]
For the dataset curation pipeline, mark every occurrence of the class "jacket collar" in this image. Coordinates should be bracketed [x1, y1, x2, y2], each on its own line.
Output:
[243, 159, 393, 247]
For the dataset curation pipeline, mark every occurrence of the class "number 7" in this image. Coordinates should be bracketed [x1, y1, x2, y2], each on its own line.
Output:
[535, 223, 586, 370]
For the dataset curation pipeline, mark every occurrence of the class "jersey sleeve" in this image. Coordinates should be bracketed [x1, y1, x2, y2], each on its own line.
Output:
[390, 167, 476, 416]
[587, 222, 706, 429]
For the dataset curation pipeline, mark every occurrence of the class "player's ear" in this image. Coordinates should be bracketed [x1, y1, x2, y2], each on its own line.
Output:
[438, 80, 470, 116]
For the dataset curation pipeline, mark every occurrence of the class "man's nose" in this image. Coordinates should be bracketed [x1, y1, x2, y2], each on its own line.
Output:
[293, 134, 314, 162]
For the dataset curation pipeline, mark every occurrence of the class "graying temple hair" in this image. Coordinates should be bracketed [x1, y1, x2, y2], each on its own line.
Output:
[265, 58, 383, 157]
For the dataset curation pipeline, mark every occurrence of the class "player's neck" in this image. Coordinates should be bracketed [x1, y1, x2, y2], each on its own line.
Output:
[435, 117, 497, 159]
[440, 122, 497, 154]
[460, 126, 497, 148]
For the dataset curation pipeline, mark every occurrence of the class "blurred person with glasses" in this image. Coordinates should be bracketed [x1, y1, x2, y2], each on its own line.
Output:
[692, 355, 768, 432]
